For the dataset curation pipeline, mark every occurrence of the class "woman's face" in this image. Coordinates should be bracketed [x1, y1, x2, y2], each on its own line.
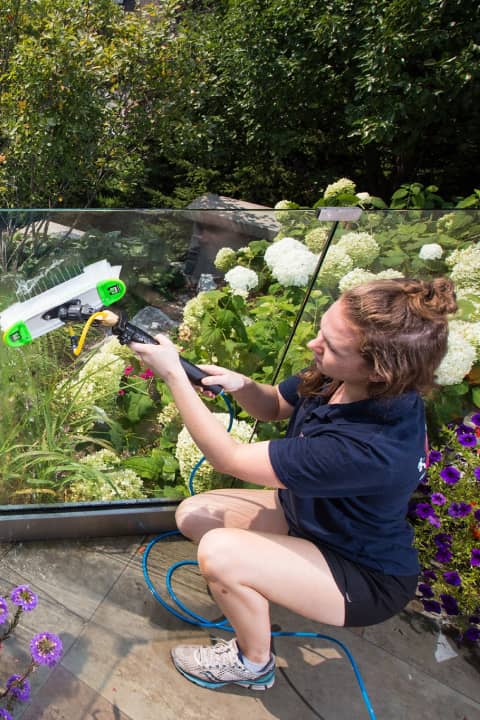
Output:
[307, 299, 373, 387]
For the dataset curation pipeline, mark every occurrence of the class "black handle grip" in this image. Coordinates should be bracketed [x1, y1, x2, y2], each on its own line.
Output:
[113, 319, 223, 395]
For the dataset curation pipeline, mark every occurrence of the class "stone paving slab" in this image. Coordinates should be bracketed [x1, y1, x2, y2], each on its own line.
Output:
[20, 665, 134, 720]
[1, 538, 141, 621]
[357, 607, 480, 703]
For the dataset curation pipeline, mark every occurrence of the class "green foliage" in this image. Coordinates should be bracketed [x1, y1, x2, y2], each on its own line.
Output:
[151, 0, 479, 205]
[0, 0, 179, 207]
[0, 1, 478, 206]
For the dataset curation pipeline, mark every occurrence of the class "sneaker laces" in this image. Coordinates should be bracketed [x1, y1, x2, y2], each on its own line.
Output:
[194, 638, 242, 670]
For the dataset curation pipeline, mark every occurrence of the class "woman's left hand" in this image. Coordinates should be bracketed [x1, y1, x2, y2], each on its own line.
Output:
[129, 334, 184, 383]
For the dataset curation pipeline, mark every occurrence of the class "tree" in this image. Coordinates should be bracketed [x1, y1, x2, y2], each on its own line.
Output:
[149, 0, 480, 205]
[0, 0, 179, 207]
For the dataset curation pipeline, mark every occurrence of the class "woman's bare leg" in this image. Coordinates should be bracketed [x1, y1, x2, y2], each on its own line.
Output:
[198, 528, 345, 664]
[175, 488, 289, 543]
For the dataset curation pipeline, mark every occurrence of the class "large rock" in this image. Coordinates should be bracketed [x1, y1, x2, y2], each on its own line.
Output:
[182, 193, 279, 278]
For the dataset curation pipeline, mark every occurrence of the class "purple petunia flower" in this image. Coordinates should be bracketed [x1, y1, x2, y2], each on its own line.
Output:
[30, 632, 63, 667]
[474, 468, 480, 482]
[457, 431, 477, 448]
[440, 594, 460, 616]
[415, 503, 435, 519]
[435, 547, 453, 563]
[427, 513, 441, 528]
[422, 599, 442, 614]
[0, 709, 13, 720]
[431, 493, 446, 506]
[418, 583, 434, 598]
[448, 502, 472, 519]
[0, 596, 9, 625]
[422, 569, 437, 581]
[434, 533, 453, 546]
[440, 466, 461, 484]
[469, 615, 480, 624]
[470, 413, 480, 427]
[10, 585, 38, 612]
[443, 570, 462, 586]
[471, 549, 480, 567]
[6, 674, 31, 702]
[428, 450, 442, 463]
[475, 509, 480, 521]
[463, 627, 480, 643]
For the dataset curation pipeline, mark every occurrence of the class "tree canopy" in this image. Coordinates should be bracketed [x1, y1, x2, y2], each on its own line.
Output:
[0, 0, 478, 207]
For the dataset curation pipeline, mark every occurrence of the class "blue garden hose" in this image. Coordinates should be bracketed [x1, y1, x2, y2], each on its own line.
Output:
[142, 390, 377, 720]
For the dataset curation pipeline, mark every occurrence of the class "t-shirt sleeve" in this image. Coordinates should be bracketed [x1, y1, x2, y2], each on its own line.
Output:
[268, 430, 392, 498]
[277, 375, 301, 407]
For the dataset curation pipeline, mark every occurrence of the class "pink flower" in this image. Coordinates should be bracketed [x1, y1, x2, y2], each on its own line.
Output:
[140, 368, 154, 380]
[118, 389, 126, 396]
[124, 365, 134, 376]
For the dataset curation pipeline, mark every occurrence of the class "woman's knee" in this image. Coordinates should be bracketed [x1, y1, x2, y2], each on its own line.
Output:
[175, 495, 201, 539]
[174, 493, 223, 542]
[197, 528, 240, 580]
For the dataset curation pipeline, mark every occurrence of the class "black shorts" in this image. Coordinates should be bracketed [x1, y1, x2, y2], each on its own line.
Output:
[320, 545, 419, 627]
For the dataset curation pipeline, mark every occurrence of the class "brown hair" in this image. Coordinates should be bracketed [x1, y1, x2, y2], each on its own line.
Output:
[299, 277, 457, 399]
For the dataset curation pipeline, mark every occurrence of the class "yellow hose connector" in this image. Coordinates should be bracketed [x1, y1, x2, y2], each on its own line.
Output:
[72, 311, 108, 356]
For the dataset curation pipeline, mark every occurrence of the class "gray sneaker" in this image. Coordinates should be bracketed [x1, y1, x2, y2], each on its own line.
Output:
[170, 637, 275, 690]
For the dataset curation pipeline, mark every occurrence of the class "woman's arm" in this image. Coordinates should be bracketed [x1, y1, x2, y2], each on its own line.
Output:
[197, 364, 294, 421]
[129, 336, 287, 488]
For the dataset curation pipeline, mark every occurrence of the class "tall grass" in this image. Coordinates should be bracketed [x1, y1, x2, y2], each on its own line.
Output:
[0, 332, 115, 504]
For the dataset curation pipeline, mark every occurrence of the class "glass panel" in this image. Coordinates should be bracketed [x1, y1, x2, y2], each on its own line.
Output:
[0, 208, 478, 515]
[0, 207, 312, 511]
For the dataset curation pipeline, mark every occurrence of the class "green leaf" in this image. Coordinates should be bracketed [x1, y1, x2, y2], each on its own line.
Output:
[445, 382, 469, 396]
[126, 394, 154, 423]
[472, 387, 480, 408]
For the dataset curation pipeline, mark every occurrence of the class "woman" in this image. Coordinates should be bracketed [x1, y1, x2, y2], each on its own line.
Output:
[130, 277, 456, 692]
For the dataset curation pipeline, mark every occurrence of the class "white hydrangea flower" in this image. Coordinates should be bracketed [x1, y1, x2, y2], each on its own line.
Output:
[323, 177, 356, 201]
[356, 192, 372, 202]
[67, 449, 144, 502]
[336, 232, 380, 267]
[447, 245, 480, 291]
[274, 199, 296, 210]
[264, 236, 318, 287]
[175, 413, 256, 493]
[273, 200, 300, 225]
[436, 212, 456, 234]
[318, 246, 354, 288]
[264, 237, 306, 269]
[338, 267, 405, 293]
[338, 268, 376, 292]
[449, 320, 480, 360]
[304, 226, 329, 253]
[65, 347, 124, 415]
[157, 402, 180, 428]
[434, 327, 476, 385]
[419, 243, 443, 260]
[270, 249, 318, 287]
[80, 448, 121, 468]
[375, 269, 404, 280]
[224, 265, 259, 294]
[182, 292, 213, 333]
[214, 247, 237, 272]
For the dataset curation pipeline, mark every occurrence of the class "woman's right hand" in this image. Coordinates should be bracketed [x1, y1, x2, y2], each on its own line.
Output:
[197, 364, 248, 394]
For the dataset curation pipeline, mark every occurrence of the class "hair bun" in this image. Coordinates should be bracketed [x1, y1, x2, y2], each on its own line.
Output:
[404, 277, 457, 319]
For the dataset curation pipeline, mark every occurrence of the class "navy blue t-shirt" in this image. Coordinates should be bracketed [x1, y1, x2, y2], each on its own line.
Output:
[268, 375, 425, 575]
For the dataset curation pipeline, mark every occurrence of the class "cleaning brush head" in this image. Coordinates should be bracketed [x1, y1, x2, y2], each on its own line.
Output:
[0, 259, 126, 347]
